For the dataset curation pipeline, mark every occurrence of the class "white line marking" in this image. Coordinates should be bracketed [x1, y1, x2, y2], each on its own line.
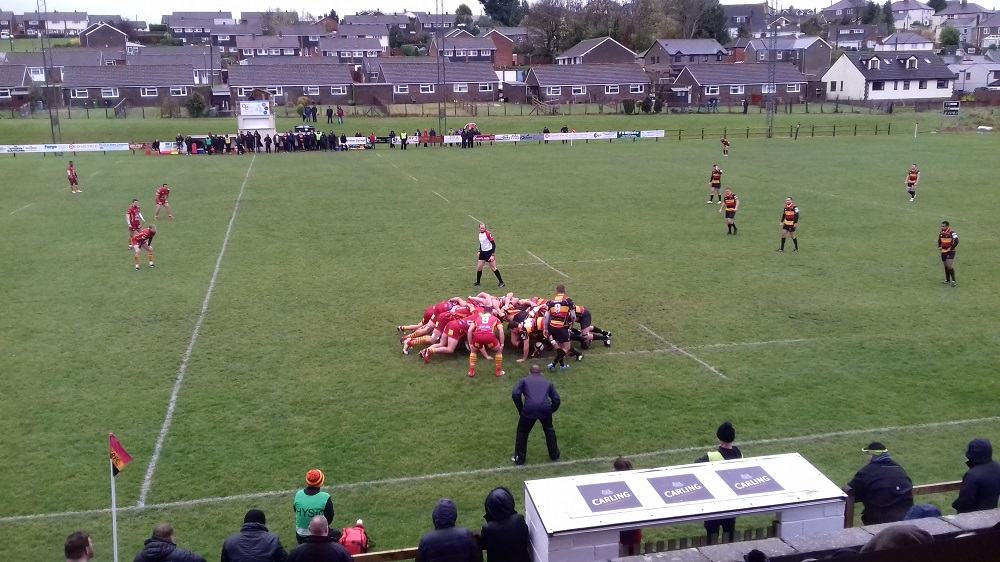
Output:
[375, 152, 383, 158]
[638, 323, 728, 380]
[390, 162, 399, 169]
[468, 215, 483, 224]
[4, 415, 998, 525]
[408, 174, 419, 182]
[137, 154, 257, 508]
[432, 191, 450, 202]
[89, 170, 101, 178]
[688, 338, 812, 350]
[527, 250, 570, 278]
[9, 203, 33, 215]
[440, 257, 638, 270]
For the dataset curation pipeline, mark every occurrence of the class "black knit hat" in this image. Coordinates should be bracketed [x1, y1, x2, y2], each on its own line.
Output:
[862, 442, 888, 455]
[244, 509, 266, 524]
[717, 421, 736, 443]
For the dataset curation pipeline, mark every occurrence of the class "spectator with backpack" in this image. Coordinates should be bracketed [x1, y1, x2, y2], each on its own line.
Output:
[220, 509, 287, 562]
[479, 488, 529, 562]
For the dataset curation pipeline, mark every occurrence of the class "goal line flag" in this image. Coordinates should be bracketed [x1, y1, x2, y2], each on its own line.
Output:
[109, 433, 133, 476]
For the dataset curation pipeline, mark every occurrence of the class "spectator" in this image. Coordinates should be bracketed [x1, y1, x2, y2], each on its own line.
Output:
[65, 531, 94, 562]
[613, 457, 642, 555]
[221, 509, 287, 562]
[288, 516, 353, 562]
[326, 107, 334, 124]
[340, 133, 347, 150]
[904, 504, 942, 520]
[845, 441, 913, 524]
[480, 487, 529, 562]
[859, 524, 933, 553]
[264, 135, 273, 154]
[542, 127, 549, 144]
[294, 469, 334, 544]
[415, 499, 481, 562]
[336, 105, 345, 124]
[133, 524, 206, 562]
[511, 364, 561, 466]
[559, 126, 568, 144]
[400, 130, 408, 150]
[952, 438, 1000, 513]
[695, 421, 743, 544]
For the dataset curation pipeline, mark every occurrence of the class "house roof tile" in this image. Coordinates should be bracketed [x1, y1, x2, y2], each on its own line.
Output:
[528, 63, 648, 86]
[61, 64, 194, 87]
[681, 63, 810, 85]
[557, 37, 633, 60]
[228, 63, 353, 86]
[840, 50, 956, 80]
[0, 64, 28, 88]
[336, 24, 390, 37]
[236, 35, 300, 49]
[319, 37, 384, 51]
[378, 61, 497, 84]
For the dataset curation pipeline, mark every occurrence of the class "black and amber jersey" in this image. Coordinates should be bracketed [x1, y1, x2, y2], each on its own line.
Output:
[781, 205, 799, 226]
[939, 228, 959, 253]
[907, 168, 920, 184]
[547, 293, 574, 328]
[710, 169, 722, 186]
[723, 193, 739, 211]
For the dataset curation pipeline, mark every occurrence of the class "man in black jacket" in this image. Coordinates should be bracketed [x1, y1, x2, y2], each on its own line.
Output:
[288, 516, 353, 562]
[511, 364, 561, 465]
[133, 524, 206, 562]
[480, 488, 529, 562]
[695, 421, 743, 544]
[416, 500, 481, 562]
[221, 509, 287, 562]
[845, 442, 914, 524]
[953, 438, 1000, 513]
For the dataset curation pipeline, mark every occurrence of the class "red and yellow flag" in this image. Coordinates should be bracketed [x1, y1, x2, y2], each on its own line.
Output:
[109, 433, 133, 476]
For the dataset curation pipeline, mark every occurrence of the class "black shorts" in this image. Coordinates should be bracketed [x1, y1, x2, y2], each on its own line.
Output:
[782, 224, 796, 233]
[578, 311, 592, 330]
[725, 211, 736, 219]
[710, 184, 721, 190]
[550, 326, 570, 343]
[478, 249, 494, 262]
[941, 252, 955, 262]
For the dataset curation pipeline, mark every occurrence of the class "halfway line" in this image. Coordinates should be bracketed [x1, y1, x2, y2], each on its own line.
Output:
[527, 250, 569, 279]
[638, 323, 728, 380]
[3, 415, 998, 525]
[432, 191, 450, 202]
[137, 154, 257, 507]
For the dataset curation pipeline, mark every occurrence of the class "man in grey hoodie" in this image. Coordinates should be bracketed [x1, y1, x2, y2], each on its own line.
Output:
[953, 438, 1000, 513]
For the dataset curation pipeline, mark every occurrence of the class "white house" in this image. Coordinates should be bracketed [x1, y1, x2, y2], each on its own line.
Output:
[931, 1, 992, 31]
[823, 51, 955, 101]
[945, 52, 1000, 91]
[889, 0, 933, 29]
[829, 24, 886, 50]
[941, 16, 980, 47]
[976, 13, 1000, 50]
[44, 11, 89, 36]
[874, 31, 935, 50]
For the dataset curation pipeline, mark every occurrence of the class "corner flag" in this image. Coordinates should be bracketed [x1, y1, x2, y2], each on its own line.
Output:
[109, 433, 133, 476]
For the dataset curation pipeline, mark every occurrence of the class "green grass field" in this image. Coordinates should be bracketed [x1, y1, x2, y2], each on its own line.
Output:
[1, 130, 999, 560]
[2, 36, 80, 52]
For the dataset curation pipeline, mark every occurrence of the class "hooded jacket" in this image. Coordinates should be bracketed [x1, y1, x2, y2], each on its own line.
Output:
[416, 500, 482, 562]
[847, 453, 914, 524]
[221, 522, 288, 562]
[479, 488, 529, 562]
[133, 537, 206, 562]
[952, 438, 1000, 513]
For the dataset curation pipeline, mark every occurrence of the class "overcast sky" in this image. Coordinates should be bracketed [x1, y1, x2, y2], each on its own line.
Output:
[5, 0, 999, 27]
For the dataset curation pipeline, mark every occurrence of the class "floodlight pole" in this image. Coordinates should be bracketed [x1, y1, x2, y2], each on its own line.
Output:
[765, 1, 777, 138]
[37, 0, 61, 145]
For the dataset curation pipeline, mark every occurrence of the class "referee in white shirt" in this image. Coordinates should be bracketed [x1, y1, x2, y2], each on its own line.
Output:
[476, 223, 505, 287]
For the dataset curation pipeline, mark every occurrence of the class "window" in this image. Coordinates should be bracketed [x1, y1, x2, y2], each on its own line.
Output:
[367, 50, 379, 57]
[242, 49, 252, 55]
[140, 87, 158, 97]
[217, 34, 230, 41]
[169, 86, 188, 96]
[829, 81, 837, 92]
[673, 55, 682, 63]
[0, 88, 11, 98]
[572, 85, 586, 95]
[479, 83, 494, 92]
[219, 46, 226, 52]
[353, 50, 363, 57]
[867, 58, 880, 70]
[606, 85, 620, 94]
[340, 51, 350, 57]
[936, 79, 949, 88]
[716, 54, 724, 61]
[906, 57, 917, 69]
[836, 9, 843, 15]
[757, 51, 766, 61]
[903, 80, 910, 90]
[786, 83, 801, 93]
[731, 85, 745, 94]
[269, 49, 280, 55]
[71, 88, 88, 98]
[308, 35, 320, 41]
[257, 49, 266, 55]
[453, 83, 468, 92]
[265, 86, 283, 95]
[283, 49, 295, 55]
[965, 71, 972, 80]
[704, 85, 719, 95]
[105, 59, 117, 66]
[894, 80, 899, 90]
[368, 72, 379, 80]
[420, 84, 435, 93]
[444, 50, 454, 56]
[761, 84, 776, 94]
[29, 67, 45, 79]
[872, 80, 885, 90]
[185, 27, 194, 32]
[547, 86, 562, 95]
[304, 86, 320, 95]
[457, 49, 467, 56]
[630, 84, 644, 94]
[330, 85, 347, 95]
[101, 87, 119, 98]
[238, 87, 253, 96]
[395, 84, 409, 94]
[480, 49, 491, 56]
[776, 51, 783, 60]
[919, 80, 927, 89]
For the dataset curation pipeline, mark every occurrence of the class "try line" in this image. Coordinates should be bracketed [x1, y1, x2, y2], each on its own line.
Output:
[2, 415, 997, 525]
[137, 154, 257, 507]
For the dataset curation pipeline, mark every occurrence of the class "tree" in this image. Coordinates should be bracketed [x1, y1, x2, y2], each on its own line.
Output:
[521, 0, 568, 57]
[693, 1, 729, 43]
[185, 92, 206, 117]
[389, 26, 405, 49]
[928, 0, 947, 13]
[262, 9, 299, 35]
[882, 0, 895, 33]
[480, 0, 521, 26]
[940, 25, 959, 47]
[800, 16, 822, 36]
[455, 3, 478, 33]
[667, 0, 726, 40]
[860, 1, 881, 24]
[328, 10, 339, 22]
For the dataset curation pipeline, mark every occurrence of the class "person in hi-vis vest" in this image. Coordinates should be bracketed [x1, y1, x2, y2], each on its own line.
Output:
[694, 422, 743, 544]
[293, 469, 335, 544]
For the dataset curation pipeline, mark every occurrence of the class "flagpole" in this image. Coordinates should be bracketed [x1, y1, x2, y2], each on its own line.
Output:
[109, 453, 121, 562]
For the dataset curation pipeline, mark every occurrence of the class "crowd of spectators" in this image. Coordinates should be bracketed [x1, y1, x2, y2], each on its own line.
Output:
[61, 433, 1000, 562]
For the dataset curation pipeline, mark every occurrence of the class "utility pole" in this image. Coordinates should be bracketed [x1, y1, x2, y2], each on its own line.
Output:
[37, 0, 61, 144]
[765, 1, 778, 138]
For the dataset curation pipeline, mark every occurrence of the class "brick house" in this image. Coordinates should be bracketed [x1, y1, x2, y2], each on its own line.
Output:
[723, 3, 771, 38]
[1, 11, 15, 37]
[80, 22, 127, 49]
[163, 12, 236, 44]
[524, 63, 650, 103]
[236, 35, 302, 59]
[319, 37, 385, 65]
[411, 12, 455, 34]
[0, 65, 30, 109]
[17, 12, 47, 36]
[430, 36, 497, 64]
[210, 24, 264, 55]
[126, 47, 224, 85]
[275, 23, 330, 54]
[640, 38, 728, 74]
[340, 13, 411, 32]
[739, 36, 833, 76]
[482, 29, 515, 68]
[228, 63, 354, 106]
[821, 0, 866, 24]
[5, 49, 119, 83]
[828, 24, 887, 51]
[672, 64, 813, 106]
[371, 61, 500, 103]
[335, 24, 390, 49]
[61, 64, 201, 107]
[556, 37, 635, 65]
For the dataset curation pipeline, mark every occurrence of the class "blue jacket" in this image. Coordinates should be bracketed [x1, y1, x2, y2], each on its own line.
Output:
[512, 374, 560, 419]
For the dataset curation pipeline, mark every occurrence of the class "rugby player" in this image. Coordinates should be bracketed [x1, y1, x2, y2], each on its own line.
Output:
[154, 184, 174, 220]
[708, 165, 723, 204]
[720, 188, 739, 235]
[904, 164, 920, 202]
[939, 221, 959, 286]
[130, 225, 156, 270]
[777, 198, 799, 253]
[126, 199, 144, 249]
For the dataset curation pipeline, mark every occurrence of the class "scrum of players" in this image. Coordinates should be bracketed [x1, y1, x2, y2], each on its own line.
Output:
[397, 285, 612, 378]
